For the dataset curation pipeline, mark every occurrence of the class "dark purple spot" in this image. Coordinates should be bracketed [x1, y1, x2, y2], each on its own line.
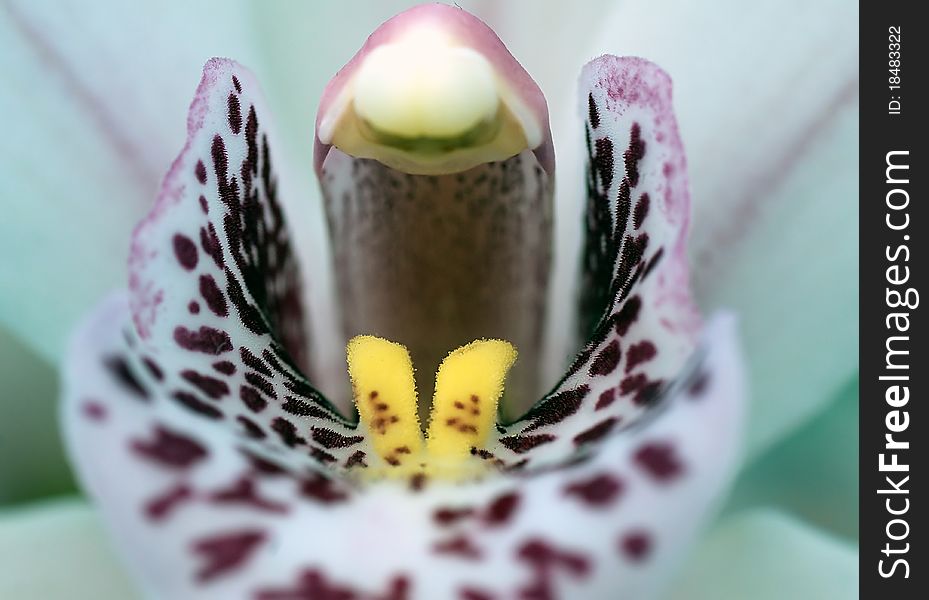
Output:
[621, 530, 652, 562]
[517, 538, 591, 599]
[470, 447, 495, 461]
[199, 195, 208, 214]
[200, 224, 224, 269]
[172, 390, 223, 419]
[634, 442, 684, 482]
[199, 274, 229, 317]
[181, 369, 229, 399]
[82, 400, 107, 422]
[460, 589, 496, 600]
[237, 415, 265, 439]
[239, 385, 267, 412]
[224, 268, 269, 336]
[271, 417, 305, 447]
[245, 371, 277, 399]
[410, 473, 426, 491]
[345, 450, 367, 469]
[687, 371, 710, 397]
[212, 360, 236, 375]
[434, 507, 475, 526]
[299, 474, 349, 504]
[231, 75, 241, 93]
[174, 326, 232, 355]
[195, 160, 207, 184]
[209, 477, 287, 513]
[587, 93, 600, 129]
[499, 433, 556, 454]
[589, 340, 621, 376]
[574, 417, 618, 446]
[484, 492, 520, 527]
[634, 380, 663, 406]
[633, 193, 650, 229]
[241, 449, 287, 475]
[240, 347, 273, 376]
[188, 301, 200, 314]
[524, 386, 589, 432]
[103, 356, 149, 399]
[309, 446, 337, 465]
[623, 122, 646, 187]
[625, 340, 657, 373]
[311, 427, 364, 449]
[594, 137, 614, 189]
[227, 93, 242, 134]
[192, 529, 266, 582]
[434, 535, 482, 560]
[172, 234, 198, 270]
[565, 473, 623, 506]
[643, 247, 664, 280]
[620, 374, 647, 395]
[595, 388, 616, 411]
[142, 357, 164, 381]
[144, 484, 192, 521]
[256, 570, 408, 600]
[131, 426, 207, 468]
[616, 233, 649, 290]
[281, 396, 335, 420]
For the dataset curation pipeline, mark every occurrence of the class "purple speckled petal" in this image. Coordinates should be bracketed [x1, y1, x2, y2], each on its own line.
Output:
[64, 292, 743, 598]
[488, 56, 701, 468]
[127, 58, 365, 469]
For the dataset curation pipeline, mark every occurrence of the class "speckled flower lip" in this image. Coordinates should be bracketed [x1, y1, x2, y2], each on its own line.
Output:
[62, 4, 745, 598]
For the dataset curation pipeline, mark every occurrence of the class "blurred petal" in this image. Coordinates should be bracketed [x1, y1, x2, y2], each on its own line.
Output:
[556, 0, 859, 453]
[466, 0, 616, 124]
[0, 0, 259, 363]
[664, 510, 858, 600]
[0, 498, 135, 599]
[0, 327, 74, 504]
[696, 102, 858, 457]
[64, 289, 745, 598]
[724, 376, 859, 540]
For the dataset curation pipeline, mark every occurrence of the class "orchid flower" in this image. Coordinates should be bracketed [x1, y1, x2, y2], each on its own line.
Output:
[0, 1, 858, 598]
[49, 5, 746, 597]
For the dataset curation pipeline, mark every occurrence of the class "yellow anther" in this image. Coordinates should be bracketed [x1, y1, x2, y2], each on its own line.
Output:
[426, 340, 517, 460]
[347, 336, 423, 467]
[346, 336, 517, 477]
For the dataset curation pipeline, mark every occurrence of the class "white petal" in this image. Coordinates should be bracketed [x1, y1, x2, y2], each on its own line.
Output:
[568, 0, 858, 453]
[0, 0, 260, 363]
[665, 510, 858, 600]
[0, 326, 72, 502]
[725, 378, 859, 539]
[64, 287, 744, 598]
[0, 498, 136, 599]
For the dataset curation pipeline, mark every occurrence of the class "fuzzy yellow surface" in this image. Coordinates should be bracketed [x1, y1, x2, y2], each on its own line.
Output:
[426, 340, 517, 459]
[347, 336, 423, 467]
